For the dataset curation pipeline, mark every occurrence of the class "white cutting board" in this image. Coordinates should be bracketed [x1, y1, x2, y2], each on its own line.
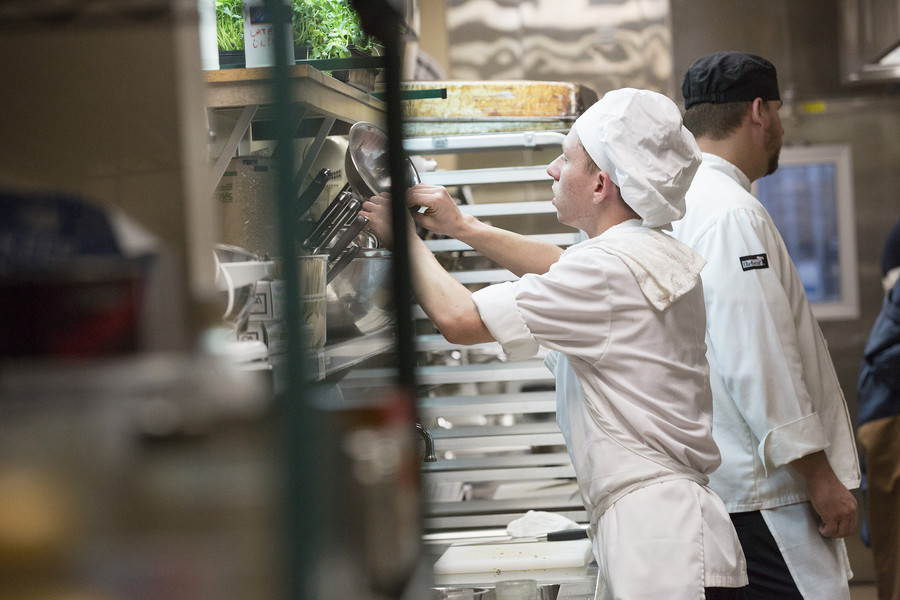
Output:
[433, 539, 593, 575]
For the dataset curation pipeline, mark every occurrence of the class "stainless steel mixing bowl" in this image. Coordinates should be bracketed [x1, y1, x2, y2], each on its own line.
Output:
[325, 249, 394, 341]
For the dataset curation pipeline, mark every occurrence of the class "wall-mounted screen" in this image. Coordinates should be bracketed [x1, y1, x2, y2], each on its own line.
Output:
[753, 144, 859, 320]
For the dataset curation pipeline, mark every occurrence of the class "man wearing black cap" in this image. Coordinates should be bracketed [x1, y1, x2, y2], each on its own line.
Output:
[671, 51, 861, 599]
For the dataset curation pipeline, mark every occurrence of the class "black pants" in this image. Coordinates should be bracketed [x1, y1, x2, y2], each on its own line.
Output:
[730, 511, 804, 599]
[706, 587, 751, 600]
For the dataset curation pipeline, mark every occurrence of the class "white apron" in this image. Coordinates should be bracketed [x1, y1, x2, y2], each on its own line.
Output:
[762, 504, 852, 600]
[592, 479, 747, 600]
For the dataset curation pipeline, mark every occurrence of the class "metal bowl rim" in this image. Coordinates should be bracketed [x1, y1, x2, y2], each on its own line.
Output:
[346, 121, 420, 198]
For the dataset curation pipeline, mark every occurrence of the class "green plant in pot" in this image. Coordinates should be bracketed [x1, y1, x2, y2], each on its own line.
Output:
[291, 0, 381, 60]
[216, 0, 245, 51]
[214, 0, 381, 66]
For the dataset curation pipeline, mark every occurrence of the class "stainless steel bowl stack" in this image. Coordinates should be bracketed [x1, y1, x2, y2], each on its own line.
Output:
[297, 121, 420, 344]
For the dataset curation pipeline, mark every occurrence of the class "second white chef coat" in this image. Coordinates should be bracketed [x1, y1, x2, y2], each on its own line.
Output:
[671, 153, 861, 596]
[472, 220, 747, 595]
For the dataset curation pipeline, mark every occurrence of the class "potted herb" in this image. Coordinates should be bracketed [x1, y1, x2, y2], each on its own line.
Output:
[292, 0, 382, 89]
[215, 0, 382, 79]
[291, 0, 381, 60]
[215, 0, 246, 66]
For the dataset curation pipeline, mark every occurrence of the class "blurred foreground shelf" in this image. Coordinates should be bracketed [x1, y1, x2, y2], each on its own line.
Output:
[312, 326, 395, 382]
[263, 327, 396, 390]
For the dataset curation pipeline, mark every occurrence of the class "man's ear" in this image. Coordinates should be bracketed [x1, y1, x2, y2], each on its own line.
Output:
[749, 98, 767, 127]
[594, 170, 613, 205]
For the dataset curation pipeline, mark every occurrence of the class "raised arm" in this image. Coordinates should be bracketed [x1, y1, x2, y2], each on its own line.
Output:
[360, 193, 493, 345]
[407, 184, 563, 277]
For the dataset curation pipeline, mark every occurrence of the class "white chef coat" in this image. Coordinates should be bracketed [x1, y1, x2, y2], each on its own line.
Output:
[671, 153, 861, 596]
[472, 221, 747, 596]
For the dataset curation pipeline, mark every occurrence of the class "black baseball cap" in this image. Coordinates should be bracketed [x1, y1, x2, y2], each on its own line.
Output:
[682, 51, 780, 110]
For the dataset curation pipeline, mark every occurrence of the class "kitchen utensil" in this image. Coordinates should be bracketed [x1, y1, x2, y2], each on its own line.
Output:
[452, 528, 588, 547]
[325, 248, 393, 341]
[292, 167, 331, 220]
[327, 214, 371, 262]
[326, 243, 361, 284]
[213, 244, 276, 330]
[311, 197, 361, 255]
[345, 121, 420, 200]
[528, 528, 588, 542]
[318, 182, 353, 225]
[302, 188, 353, 250]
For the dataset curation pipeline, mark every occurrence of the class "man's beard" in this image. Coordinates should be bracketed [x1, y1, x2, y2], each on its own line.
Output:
[763, 121, 782, 177]
[765, 148, 780, 176]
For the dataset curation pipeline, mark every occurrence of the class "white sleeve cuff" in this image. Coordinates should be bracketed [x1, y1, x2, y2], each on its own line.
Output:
[758, 412, 830, 474]
[471, 282, 540, 361]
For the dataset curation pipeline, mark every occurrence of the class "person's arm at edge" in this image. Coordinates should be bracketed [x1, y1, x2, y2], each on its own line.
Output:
[408, 184, 563, 277]
[789, 450, 858, 538]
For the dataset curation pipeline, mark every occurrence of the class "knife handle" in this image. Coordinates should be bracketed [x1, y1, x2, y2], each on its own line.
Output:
[303, 190, 352, 249]
[327, 215, 370, 262]
[293, 167, 331, 220]
[546, 528, 588, 542]
[327, 244, 360, 284]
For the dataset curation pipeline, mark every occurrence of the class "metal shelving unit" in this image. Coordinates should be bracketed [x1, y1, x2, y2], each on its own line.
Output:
[204, 15, 430, 592]
[204, 65, 395, 381]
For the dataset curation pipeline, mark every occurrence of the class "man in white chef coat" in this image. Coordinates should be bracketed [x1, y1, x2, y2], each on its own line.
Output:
[672, 51, 861, 599]
[361, 88, 749, 599]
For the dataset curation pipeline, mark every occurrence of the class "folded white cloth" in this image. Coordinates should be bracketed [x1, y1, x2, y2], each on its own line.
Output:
[506, 510, 581, 538]
[563, 221, 706, 311]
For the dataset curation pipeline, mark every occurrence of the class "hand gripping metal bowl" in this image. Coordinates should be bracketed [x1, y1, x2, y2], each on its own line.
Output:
[345, 121, 420, 201]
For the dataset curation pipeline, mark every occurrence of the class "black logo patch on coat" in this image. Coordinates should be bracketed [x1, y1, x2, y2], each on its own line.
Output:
[740, 253, 769, 271]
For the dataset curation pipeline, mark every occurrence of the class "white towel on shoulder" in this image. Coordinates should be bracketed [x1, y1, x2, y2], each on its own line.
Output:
[563, 221, 706, 311]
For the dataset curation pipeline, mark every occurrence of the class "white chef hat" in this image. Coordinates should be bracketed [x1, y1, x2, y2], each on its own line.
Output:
[573, 88, 701, 229]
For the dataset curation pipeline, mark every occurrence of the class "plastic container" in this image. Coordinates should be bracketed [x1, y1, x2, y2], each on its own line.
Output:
[215, 156, 280, 259]
[242, 0, 294, 68]
[197, 0, 219, 70]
